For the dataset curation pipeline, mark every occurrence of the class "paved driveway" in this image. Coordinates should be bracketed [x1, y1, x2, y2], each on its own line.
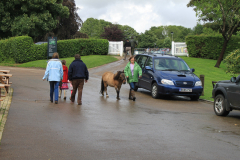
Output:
[1, 60, 240, 160]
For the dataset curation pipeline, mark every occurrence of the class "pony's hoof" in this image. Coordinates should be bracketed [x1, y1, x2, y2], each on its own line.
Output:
[106, 95, 109, 97]
[117, 98, 121, 100]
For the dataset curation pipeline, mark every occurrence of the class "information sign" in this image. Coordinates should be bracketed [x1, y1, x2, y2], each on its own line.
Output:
[47, 37, 57, 58]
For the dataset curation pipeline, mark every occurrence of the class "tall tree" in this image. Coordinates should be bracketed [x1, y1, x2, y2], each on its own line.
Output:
[52, 0, 82, 40]
[72, 31, 88, 39]
[193, 23, 204, 35]
[101, 24, 124, 41]
[188, 0, 240, 67]
[118, 25, 139, 40]
[80, 18, 111, 38]
[0, 0, 69, 41]
[137, 31, 157, 48]
[163, 37, 171, 48]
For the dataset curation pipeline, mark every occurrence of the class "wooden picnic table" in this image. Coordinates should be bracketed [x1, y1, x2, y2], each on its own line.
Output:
[0, 73, 12, 85]
[0, 73, 12, 95]
[0, 70, 10, 74]
[0, 84, 6, 101]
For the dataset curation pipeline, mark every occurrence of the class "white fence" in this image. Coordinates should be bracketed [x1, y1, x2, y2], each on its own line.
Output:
[108, 41, 123, 56]
[171, 41, 188, 56]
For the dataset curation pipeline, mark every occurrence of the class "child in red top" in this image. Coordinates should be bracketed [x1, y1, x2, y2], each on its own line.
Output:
[61, 60, 69, 100]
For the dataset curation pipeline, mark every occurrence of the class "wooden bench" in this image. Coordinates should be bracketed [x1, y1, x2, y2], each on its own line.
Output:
[0, 84, 5, 105]
[0, 70, 10, 74]
[0, 84, 7, 98]
[0, 74, 12, 84]
[0, 74, 12, 93]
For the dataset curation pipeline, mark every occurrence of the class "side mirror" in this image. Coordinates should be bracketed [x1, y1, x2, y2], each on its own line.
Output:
[230, 77, 236, 83]
[190, 68, 195, 72]
[145, 66, 152, 70]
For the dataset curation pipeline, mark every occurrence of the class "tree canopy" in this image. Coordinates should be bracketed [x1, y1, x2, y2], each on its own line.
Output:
[80, 18, 139, 41]
[100, 24, 124, 41]
[52, 0, 82, 40]
[0, 0, 69, 41]
[118, 25, 139, 40]
[80, 18, 111, 39]
[187, 0, 240, 67]
[137, 30, 158, 48]
[137, 25, 192, 48]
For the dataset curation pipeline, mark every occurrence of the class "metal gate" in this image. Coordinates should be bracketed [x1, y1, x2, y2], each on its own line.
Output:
[108, 41, 123, 56]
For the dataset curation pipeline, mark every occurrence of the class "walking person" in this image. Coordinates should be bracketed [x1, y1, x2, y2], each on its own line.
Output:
[60, 60, 69, 100]
[124, 56, 142, 101]
[68, 54, 89, 105]
[43, 52, 63, 104]
[129, 36, 137, 55]
[123, 39, 132, 60]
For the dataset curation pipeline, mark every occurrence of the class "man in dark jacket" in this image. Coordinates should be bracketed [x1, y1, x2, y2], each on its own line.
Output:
[68, 54, 89, 105]
[123, 39, 131, 60]
[129, 36, 137, 55]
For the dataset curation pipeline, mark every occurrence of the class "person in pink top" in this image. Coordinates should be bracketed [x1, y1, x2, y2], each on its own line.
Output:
[124, 56, 142, 101]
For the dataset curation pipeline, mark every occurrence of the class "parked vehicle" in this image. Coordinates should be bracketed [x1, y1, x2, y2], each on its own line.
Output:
[35, 41, 47, 45]
[212, 76, 240, 116]
[134, 53, 203, 100]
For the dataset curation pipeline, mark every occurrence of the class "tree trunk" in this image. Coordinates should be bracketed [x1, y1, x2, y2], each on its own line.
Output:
[214, 39, 228, 68]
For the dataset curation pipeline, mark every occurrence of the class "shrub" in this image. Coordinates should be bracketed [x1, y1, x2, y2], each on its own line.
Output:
[0, 36, 109, 63]
[186, 35, 240, 59]
[57, 38, 109, 57]
[11, 36, 35, 63]
[223, 49, 240, 76]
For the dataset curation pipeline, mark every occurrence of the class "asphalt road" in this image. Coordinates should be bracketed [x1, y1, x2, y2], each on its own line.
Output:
[1, 59, 240, 160]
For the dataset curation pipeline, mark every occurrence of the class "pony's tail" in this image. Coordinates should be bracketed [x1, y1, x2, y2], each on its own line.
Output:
[100, 79, 104, 94]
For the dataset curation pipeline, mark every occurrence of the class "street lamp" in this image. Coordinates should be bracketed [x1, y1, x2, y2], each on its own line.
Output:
[171, 32, 174, 41]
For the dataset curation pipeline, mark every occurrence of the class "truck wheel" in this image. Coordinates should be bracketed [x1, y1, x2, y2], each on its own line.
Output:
[214, 94, 230, 116]
[151, 83, 160, 99]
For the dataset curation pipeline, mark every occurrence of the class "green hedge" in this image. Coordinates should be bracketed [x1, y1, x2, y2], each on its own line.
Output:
[186, 35, 240, 59]
[0, 36, 109, 63]
[57, 39, 109, 58]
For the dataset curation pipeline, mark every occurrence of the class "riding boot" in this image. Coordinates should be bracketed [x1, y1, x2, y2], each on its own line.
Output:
[129, 90, 133, 100]
[131, 90, 136, 101]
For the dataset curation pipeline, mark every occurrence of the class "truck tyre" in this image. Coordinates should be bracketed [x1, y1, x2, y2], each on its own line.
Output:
[214, 94, 230, 116]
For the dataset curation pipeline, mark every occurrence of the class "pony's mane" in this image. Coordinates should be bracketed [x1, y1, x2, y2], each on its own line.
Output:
[114, 71, 122, 80]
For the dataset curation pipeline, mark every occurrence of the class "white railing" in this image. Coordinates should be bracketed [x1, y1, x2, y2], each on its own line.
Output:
[108, 41, 123, 57]
[171, 41, 188, 56]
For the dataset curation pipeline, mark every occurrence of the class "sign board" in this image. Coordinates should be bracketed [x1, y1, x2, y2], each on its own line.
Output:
[47, 37, 57, 58]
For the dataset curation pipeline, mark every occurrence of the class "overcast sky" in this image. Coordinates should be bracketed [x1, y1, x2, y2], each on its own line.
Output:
[75, 0, 198, 33]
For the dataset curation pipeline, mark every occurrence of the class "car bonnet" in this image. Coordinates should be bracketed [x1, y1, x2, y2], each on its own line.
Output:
[156, 70, 199, 82]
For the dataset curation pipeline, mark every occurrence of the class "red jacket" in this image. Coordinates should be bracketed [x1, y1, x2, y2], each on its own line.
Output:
[62, 65, 68, 83]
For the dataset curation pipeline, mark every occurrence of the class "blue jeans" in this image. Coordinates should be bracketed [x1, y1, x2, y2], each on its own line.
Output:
[129, 82, 136, 90]
[49, 81, 60, 101]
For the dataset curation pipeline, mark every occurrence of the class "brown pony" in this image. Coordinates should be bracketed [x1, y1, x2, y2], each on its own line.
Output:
[100, 71, 126, 100]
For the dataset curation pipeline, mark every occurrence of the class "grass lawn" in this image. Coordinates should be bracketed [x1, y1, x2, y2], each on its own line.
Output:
[0, 55, 118, 69]
[181, 57, 232, 101]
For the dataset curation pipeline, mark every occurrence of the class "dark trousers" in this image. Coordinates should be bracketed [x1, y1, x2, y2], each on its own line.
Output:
[129, 82, 136, 90]
[49, 81, 60, 101]
[131, 47, 135, 55]
[71, 79, 84, 104]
